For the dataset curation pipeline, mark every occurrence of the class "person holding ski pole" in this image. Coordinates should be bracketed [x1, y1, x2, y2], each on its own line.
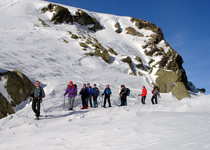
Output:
[79, 84, 89, 109]
[102, 84, 112, 108]
[30, 81, 45, 119]
[93, 84, 100, 108]
[64, 81, 77, 111]
[151, 87, 160, 104]
[139, 86, 147, 104]
[87, 83, 93, 108]
[119, 85, 128, 106]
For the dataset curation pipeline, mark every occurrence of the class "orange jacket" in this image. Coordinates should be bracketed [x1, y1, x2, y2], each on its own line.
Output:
[141, 88, 147, 96]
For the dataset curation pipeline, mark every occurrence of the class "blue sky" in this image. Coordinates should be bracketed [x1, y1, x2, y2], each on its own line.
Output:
[46, 0, 210, 94]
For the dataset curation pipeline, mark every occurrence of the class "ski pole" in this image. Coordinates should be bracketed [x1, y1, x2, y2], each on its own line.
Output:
[41, 102, 47, 118]
[63, 96, 66, 110]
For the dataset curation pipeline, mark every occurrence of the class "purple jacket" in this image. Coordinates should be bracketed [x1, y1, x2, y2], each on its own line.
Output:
[64, 85, 77, 98]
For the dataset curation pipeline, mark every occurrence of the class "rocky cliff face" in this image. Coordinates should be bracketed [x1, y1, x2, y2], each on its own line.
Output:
[39, 3, 192, 100]
[0, 70, 34, 119]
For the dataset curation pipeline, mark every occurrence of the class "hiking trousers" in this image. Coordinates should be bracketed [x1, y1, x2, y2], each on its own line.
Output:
[104, 95, 111, 107]
[32, 98, 41, 117]
[68, 97, 75, 109]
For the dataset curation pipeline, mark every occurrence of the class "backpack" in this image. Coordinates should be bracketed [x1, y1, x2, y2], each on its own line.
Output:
[74, 84, 77, 95]
[126, 88, 130, 96]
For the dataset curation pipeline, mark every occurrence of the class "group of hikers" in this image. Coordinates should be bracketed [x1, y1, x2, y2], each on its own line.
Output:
[30, 80, 160, 119]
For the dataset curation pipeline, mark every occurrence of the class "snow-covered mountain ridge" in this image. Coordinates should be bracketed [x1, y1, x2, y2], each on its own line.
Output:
[1, 0, 210, 149]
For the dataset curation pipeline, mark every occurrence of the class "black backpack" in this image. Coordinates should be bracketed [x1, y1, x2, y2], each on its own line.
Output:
[126, 88, 130, 96]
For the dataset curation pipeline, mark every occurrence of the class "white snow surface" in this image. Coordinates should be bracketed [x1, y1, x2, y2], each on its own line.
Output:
[0, 0, 210, 149]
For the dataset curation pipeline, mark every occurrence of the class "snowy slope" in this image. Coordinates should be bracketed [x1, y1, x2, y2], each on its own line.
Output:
[0, 0, 210, 149]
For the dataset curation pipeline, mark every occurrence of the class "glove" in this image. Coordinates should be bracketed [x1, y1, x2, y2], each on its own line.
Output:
[64, 94, 66, 96]
[102, 93, 104, 96]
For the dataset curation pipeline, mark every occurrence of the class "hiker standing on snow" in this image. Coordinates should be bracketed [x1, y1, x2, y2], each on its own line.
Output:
[119, 85, 128, 106]
[64, 81, 77, 111]
[139, 86, 147, 104]
[79, 84, 89, 109]
[151, 87, 160, 104]
[92, 84, 100, 108]
[102, 84, 112, 108]
[30, 81, 45, 119]
[87, 83, 93, 108]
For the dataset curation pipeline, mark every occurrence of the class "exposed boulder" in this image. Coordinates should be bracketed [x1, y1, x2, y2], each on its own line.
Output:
[41, 3, 73, 24]
[4, 70, 34, 107]
[79, 42, 88, 50]
[108, 47, 118, 56]
[171, 82, 191, 100]
[38, 18, 50, 27]
[94, 49, 110, 64]
[155, 69, 190, 100]
[131, 17, 163, 43]
[62, 39, 69, 43]
[41, 4, 103, 31]
[125, 27, 143, 37]
[121, 56, 136, 75]
[0, 70, 34, 119]
[0, 93, 15, 119]
[85, 52, 94, 56]
[114, 22, 122, 33]
[73, 10, 103, 31]
[71, 34, 79, 39]
[155, 69, 179, 93]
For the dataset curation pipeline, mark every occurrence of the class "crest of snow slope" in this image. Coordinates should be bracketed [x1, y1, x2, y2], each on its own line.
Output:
[0, 0, 210, 149]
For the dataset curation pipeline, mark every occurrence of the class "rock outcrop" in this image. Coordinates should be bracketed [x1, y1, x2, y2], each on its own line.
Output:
[0, 93, 15, 119]
[0, 70, 34, 119]
[41, 4, 103, 31]
[171, 82, 191, 100]
[155, 69, 191, 100]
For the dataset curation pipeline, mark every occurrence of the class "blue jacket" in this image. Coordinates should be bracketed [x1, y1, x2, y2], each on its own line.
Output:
[103, 88, 112, 96]
[88, 86, 93, 96]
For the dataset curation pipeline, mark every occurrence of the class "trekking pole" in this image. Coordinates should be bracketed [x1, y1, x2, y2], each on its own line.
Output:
[101, 95, 104, 107]
[41, 102, 47, 118]
[118, 97, 121, 106]
[76, 96, 81, 108]
[63, 96, 66, 110]
[28, 96, 33, 106]
[138, 95, 140, 104]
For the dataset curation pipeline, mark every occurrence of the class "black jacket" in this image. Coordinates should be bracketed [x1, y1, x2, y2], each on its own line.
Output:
[80, 87, 89, 98]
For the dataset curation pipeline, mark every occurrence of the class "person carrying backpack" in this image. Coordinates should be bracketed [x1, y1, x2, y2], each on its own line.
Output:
[151, 87, 160, 104]
[79, 84, 89, 109]
[30, 81, 45, 119]
[64, 81, 77, 111]
[119, 85, 128, 106]
[102, 84, 112, 108]
[87, 83, 93, 108]
[139, 86, 147, 104]
[92, 84, 100, 108]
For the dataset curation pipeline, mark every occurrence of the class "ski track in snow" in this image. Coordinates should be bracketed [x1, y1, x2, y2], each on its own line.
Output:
[0, 0, 210, 149]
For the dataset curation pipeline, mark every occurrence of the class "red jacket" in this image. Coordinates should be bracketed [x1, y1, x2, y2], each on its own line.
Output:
[141, 88, 147, 96]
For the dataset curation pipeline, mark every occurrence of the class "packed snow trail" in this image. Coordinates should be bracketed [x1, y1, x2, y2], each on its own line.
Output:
[1, 94, 210, 150]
